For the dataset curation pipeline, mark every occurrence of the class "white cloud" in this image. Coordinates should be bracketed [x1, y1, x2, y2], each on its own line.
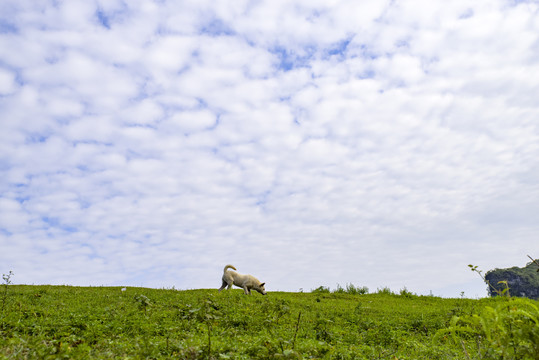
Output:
[162, 109, 215, 134]
[1, 0, 538, 297]
[0, 68, 17, 94]
[144, 35, 197, 77]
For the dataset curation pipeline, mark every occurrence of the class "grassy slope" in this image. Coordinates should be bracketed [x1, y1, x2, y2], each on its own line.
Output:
[0, 285, 534, 359]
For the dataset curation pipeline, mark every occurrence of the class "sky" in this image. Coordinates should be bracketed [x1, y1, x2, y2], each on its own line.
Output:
[1, 0, 538, 298]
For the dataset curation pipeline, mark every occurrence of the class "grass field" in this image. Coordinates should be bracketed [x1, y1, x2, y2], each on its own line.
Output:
[1, 285, 538, 359]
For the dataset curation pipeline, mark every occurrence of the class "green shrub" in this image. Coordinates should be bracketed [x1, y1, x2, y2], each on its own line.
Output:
[399, 287, 416, 298]
[311, 286, 330, 294]
[331, 283, 369, 295]
[436, 298, 539, 359]
[345, 283, 369, 295]
[376, 287, 394, 295]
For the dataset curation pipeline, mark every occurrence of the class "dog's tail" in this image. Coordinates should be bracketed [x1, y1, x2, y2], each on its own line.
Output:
[224, 264, 237, 273]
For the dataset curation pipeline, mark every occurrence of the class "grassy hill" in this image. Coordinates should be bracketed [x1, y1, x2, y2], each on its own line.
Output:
[1, 285, 538, 359]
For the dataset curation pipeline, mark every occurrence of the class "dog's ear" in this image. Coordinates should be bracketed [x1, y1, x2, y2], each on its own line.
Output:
[260, 283, 265, 287]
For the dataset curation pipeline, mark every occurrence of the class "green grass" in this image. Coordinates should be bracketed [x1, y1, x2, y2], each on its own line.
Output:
[0, 285, 538, 359]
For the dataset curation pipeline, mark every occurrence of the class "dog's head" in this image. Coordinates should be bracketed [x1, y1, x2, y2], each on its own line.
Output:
[256, 282, 267, 295]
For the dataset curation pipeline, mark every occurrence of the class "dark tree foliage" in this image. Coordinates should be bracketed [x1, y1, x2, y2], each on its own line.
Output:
[485, 259, 539, 299]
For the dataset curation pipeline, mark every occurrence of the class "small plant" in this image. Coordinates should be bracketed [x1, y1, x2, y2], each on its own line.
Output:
[311, 286, 330, 294]
[328, 284, 369, 294]
[1, 270, 13, 314]
[197, 299, 221, 359]
[376, 287, 394, 295]
[346, 283, 369, 295]
[181, 297, 221, 359]
[399, 287, 416, 298]
[201, 297, 220, 359]
[133, 294, 152, 315]
[291, 311, 302, 350]
[469, 264, 510, 297]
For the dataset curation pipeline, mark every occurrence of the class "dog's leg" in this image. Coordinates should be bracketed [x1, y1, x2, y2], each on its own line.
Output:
[243, 286, 251, 295]
[218, 280, 227, 292]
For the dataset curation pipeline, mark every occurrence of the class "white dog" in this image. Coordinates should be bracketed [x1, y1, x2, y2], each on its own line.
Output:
[218, 265, 267, 295]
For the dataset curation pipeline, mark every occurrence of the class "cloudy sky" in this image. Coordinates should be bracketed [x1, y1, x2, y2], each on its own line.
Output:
[1, 0, 538, 297]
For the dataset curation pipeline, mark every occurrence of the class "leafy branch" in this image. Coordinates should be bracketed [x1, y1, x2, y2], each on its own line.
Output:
[527, 254, 539, 272]
[468, 264, 510, 298]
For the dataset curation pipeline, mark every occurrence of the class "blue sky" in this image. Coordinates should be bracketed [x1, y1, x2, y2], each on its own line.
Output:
[1, 0, 538, 297]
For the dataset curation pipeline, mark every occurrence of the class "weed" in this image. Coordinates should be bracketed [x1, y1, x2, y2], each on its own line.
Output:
[1, 270, 13, 314]
[376, 287, 394, 295]
[291, 311, 301, 350]
[133, 294, 151, 315]
[311, 286, 330, 294]
[313, 284, 368, 295]
[201, 297, 220, 359]
[343, 283, 369, 295]
[314, 316, 333, 342]
[399, 287, 416, 298]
